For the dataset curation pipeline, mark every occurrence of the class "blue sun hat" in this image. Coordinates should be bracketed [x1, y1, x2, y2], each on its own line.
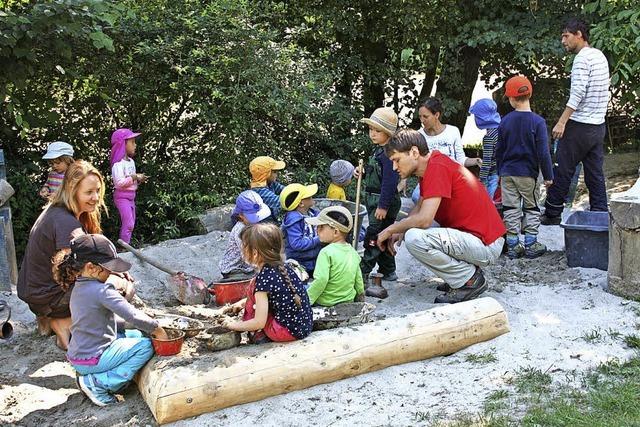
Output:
[469, 98, 501, 129]
[232, 191, 271, 224]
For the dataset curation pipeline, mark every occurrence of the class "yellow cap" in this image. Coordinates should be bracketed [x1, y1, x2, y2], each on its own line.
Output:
[280, 183, 318, 211]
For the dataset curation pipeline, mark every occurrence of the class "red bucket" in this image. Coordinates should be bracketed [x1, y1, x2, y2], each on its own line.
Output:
[151, 329, 185, 356]
[208, 278, 254, 305]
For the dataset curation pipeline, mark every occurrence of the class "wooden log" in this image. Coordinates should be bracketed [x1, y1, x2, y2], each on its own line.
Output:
[138, 297, 509, 424]
[608, 177, 640, 299]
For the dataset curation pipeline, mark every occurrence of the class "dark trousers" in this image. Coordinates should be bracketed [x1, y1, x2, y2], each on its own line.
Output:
[360, 201, 400, 277]
[545, 120, 607, 217]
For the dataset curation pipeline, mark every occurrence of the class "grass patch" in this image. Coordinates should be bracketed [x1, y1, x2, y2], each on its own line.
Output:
[623, 334, 640, 349]
[510, 366, 553, 394]
[465, 351, 498, 365]
[582, 327, 604, 343]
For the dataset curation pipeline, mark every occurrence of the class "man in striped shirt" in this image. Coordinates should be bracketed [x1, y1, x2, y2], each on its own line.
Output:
[542, 18, 610, 225]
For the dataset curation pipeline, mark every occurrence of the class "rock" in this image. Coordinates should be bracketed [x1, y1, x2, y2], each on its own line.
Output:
[197, 205, 234, 233]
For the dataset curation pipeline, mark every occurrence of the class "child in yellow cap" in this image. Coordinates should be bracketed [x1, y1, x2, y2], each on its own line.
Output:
[280, 183, 322, 276]
[249, 156, 286, 223]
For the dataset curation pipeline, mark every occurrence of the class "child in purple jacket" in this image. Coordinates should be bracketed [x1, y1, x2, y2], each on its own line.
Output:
[110, 128, 147, 244]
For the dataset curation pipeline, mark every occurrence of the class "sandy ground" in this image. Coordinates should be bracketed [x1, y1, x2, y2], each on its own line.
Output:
[1, 151, 638, 426]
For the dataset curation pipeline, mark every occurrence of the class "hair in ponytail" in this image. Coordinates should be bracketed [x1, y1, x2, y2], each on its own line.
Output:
[51, 250, 85, 291]
[278, 264, 302, 309]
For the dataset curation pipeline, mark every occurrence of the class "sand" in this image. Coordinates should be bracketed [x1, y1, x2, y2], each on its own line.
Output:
[1, 152, 638, 426]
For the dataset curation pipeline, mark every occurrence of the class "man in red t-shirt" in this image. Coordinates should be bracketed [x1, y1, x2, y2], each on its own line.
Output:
[377, 129, 506, 303]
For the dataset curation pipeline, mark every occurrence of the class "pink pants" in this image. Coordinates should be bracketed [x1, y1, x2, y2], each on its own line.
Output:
[243, 282, 296, 342]
[114, 190, 136, 244]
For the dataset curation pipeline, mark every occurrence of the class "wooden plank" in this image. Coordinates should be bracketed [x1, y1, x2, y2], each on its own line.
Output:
[138, 297, 510, 424]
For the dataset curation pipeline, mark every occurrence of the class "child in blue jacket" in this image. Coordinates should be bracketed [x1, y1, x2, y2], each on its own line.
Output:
[280, 183, 322, 277]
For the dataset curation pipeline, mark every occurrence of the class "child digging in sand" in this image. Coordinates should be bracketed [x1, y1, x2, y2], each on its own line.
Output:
[224, 222, 313, 343]
[305, 206, 365, 306]
[52, 233, 167, 406]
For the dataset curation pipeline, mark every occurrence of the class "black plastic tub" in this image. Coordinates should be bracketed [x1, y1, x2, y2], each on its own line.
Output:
[560, 211, 609, 270]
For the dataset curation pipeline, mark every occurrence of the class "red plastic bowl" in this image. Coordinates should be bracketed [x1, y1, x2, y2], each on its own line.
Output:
[208, 278, 254, 305]
[152, 329, 185, 356]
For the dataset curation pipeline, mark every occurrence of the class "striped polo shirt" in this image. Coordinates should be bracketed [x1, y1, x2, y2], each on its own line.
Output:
[567, 46, 610, 125]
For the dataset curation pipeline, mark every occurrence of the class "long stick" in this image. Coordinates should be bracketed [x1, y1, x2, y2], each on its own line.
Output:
[352, 159, 364, 249]
[117, 239, 178, 276]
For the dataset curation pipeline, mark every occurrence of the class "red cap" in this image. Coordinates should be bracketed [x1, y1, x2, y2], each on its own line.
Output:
[505, 76, 532, 98]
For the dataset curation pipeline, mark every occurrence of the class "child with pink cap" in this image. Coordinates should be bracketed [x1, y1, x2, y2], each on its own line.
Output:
[110, 128, 148, 244]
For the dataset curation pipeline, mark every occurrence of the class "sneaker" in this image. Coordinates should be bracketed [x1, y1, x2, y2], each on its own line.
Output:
[540, 213, 561, 225]
[434, 268, 487, 304]
[78, 374, 116, 406]
[525, 241, 547, 259]
[381, 272, 398, 282]
[506, 242, 525, 259]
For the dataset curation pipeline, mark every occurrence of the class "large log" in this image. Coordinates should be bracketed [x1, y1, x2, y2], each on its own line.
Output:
[608, 177, 640, 298]
[138, 297, 510, 424]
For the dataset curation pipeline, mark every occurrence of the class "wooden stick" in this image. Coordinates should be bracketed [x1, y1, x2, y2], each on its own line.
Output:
[117, 239, 178, 276]
[352, 159, 364, 249]
[137, 297, 510, 424]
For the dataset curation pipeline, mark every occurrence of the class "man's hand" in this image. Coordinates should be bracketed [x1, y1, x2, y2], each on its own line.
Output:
[377, 228, 404, 256]
[353, 165, 362, 179]
[375, 207, 388, 220]
[552, 121, 565, 139]
[544, 180, 553, 188]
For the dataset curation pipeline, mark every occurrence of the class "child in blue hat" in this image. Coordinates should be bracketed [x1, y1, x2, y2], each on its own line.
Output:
[469, 98, 501, 199]
[219, 191, 271, 281]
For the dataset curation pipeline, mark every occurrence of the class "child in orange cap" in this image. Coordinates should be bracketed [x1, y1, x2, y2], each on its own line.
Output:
[249, 156, 286, 223]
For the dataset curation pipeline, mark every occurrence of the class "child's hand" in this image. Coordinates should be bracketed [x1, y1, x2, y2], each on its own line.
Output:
[151, 327, 169, 340]
[136, 173, 148, 183]
[222, 317, 239, 331]
[374, 207, 388, 220]
[354, 293, 365, 302]
[353, 166, 362, 179]
[39, 187, 50, 199]
[222, 298, 246, 315]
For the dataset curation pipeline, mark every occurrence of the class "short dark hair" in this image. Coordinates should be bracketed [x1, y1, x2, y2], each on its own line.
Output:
[563, 18, 589, 43]
[385, 129, 429, 156]
[418, 97, 443, 115]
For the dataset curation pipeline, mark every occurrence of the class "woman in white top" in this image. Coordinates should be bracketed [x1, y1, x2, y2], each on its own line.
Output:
[412, 97, 482, 202]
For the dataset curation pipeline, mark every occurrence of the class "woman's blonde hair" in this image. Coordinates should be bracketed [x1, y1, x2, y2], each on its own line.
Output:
[50, 160, 107, 234]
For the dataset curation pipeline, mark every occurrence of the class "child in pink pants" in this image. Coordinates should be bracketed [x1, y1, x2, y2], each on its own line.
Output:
[110, 129, 148, 244]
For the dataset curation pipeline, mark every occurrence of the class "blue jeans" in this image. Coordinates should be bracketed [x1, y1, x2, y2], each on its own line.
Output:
[72, 330, 154, 393]
[481, 174, 499, 199]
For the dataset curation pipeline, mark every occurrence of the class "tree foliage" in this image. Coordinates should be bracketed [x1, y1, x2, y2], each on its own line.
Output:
[0, 0, 636, 259]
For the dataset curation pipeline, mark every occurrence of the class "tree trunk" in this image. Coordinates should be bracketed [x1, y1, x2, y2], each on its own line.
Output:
[409, 45, 440, 130]
[435, 45, 481, 131]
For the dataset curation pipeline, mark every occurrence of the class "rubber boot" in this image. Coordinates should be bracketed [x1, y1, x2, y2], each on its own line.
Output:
[365, 277, 388, 299]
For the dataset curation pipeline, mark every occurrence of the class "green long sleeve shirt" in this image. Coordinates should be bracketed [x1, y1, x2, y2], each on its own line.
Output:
[307, 242, 364, 306]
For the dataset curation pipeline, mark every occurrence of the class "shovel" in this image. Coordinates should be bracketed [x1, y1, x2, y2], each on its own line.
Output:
[117, 239, 211, 306]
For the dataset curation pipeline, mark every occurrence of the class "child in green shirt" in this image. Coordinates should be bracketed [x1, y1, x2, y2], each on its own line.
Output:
[305, 206, 365, 306]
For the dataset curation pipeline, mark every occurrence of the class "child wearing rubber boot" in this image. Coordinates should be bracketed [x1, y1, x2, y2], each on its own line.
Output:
[359, 107, 401, 299]
[305, 206, 365, 306]
[496, 76, 553, 259]
[52, 234, 167, 406]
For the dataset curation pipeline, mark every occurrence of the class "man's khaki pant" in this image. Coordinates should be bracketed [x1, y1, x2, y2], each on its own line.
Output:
[404, 227, 504, 289]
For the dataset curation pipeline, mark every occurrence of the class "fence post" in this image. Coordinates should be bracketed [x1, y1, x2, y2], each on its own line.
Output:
[0, 150, 17, 291]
